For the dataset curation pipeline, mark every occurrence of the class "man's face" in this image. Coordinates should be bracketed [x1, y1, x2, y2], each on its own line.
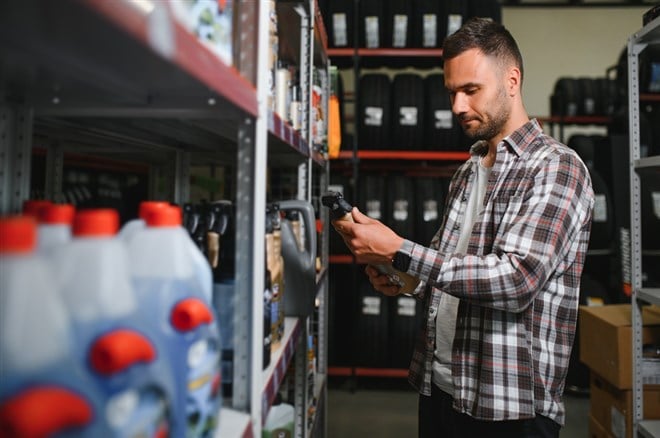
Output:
[443, 48, 510, 142]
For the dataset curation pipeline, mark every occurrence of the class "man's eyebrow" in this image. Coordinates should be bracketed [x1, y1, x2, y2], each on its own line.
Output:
[445, 82, 481, 92]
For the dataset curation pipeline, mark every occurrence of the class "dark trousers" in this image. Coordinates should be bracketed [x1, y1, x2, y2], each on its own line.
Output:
[418, 384, 560, 438]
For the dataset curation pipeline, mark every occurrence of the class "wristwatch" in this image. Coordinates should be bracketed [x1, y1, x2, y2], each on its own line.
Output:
[391, 249, 411, 272]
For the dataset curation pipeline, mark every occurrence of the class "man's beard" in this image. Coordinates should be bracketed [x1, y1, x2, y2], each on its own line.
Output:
[462, 91, 510, 141]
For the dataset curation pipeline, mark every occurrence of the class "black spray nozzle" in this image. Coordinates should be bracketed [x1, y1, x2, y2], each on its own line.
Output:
[321, 191, 353, 219]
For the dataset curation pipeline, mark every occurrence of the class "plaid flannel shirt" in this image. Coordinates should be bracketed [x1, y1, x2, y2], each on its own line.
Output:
[402, 119, 594, 425]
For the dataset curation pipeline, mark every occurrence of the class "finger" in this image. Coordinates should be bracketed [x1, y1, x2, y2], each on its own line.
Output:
[372, 283, 401, 297]
[365, 265, 379, 278]
[376, 284, 402, 297]
[351, 207, 371, 224]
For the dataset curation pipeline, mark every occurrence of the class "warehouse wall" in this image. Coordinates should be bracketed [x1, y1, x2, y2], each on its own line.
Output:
[503, 7, 648, 117]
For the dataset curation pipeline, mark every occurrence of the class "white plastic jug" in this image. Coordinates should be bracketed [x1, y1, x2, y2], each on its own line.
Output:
[127, 204, 221, 436]
[51, 208, 174, 436]
[118, 200, 170, 240]
[36, 203, 75, 253]
[0, 216, 97, 436]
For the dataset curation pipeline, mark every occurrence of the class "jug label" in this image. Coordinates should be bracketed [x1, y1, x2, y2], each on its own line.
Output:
[593, 194, 607, 223]
[447, 14, 462, 36]
[332, 13, 348, 46]
[365, 16, 380, 48]
[435, 110, 453, 129]
[362, 296, 381, 315]
[366, 200, 382, 220]
[393, 200, 409, 221]
[422, 14, 437, 47]
[393, 15, 408, 47]
[365, 107, 384, 127]
[400, 107, 418, 126]
[397, 296, 416, 317]
[423, 200, 438, 222]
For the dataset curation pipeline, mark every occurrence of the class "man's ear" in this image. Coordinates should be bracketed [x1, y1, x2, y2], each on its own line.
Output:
[507, 66, 522, 97]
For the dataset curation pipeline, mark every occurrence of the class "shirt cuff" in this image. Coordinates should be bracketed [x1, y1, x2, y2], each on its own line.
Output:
[399, 239, 426, 296]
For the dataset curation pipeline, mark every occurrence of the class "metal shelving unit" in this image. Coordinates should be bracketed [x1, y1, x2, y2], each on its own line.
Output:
[627, 14, 660, 438]
[0, 0, 329, 436]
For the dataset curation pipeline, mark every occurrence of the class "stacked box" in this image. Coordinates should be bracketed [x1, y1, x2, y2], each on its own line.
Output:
[579, 304, 660, 438]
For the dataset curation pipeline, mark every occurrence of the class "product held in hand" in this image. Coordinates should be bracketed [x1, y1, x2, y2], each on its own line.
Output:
[321, 191, 420, 294]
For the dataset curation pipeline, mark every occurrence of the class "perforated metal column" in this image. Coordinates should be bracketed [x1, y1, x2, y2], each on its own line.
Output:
[0, 106, 33, 214]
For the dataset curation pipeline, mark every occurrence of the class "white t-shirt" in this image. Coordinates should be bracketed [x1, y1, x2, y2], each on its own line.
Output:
[432, 158, 491, 395]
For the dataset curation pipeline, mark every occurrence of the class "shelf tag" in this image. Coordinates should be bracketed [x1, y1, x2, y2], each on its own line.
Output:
[332, 13, 348, 46]
[399, 107, 418, 126]
[423, 14, 437, 47]
[393, 15, 408, 48]
[653, 192, 660, 219]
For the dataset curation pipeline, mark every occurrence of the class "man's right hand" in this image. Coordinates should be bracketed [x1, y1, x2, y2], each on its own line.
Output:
[365, 265, 403, 296]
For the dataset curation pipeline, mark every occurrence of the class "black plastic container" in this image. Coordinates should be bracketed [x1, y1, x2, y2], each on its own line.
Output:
[424, 73, 460, 150]
[392, 73, 425, 150]
[358, 74, 392, 150]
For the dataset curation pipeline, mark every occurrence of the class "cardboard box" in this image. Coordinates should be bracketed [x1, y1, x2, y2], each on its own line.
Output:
[647, 305, 660, 319]
[589, 414, 613, 438]
[579, 304, 660, 389]
[589, 372, 660, 438]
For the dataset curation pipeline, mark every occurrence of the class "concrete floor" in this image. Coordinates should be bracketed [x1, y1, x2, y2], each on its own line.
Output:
[327, 378, 590, 437]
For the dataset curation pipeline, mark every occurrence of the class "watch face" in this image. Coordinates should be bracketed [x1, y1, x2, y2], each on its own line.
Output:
[393, 251, 411, 272]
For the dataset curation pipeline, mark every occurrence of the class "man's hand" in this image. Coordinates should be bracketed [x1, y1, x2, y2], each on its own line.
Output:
[332, 207, 404, 265]
[365, 265, 402, 296]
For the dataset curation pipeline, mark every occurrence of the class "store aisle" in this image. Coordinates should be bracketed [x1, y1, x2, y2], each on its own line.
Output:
[327, 379, 590, 437]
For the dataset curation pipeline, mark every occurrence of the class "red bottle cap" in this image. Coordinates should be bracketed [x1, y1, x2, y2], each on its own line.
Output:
[73, 209, 119, 237]
[0, 216, 36, 254]
[171, 298, 214, 332]
[0, 386, 92, 437]
[22, 200, 52, 218]
[144, 205, 182, 228]
[39, 204, 76, 225]
[138, 201, 170, 220]
[89, 329, 156, 375]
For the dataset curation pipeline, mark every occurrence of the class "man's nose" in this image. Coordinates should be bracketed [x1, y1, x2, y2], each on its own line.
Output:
[452, 93, 468, 115]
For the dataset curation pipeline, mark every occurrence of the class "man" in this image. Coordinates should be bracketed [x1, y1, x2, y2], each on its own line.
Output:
[334, 18, 594, 438]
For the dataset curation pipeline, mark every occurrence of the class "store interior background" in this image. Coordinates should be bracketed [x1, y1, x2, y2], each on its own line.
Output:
[327, 5, 649, 438]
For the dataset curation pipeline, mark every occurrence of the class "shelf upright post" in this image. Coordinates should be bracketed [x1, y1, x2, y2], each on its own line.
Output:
[228, 0, 270, 435]
[300, 1, 313, 202]
[173, 150, 191, 205]
[44, 141, 64, 203]
[294, 319, 309, 438]
[0, 106, 34, 214]
[628, 15, 660, 438]
[628, 31, 645, 438]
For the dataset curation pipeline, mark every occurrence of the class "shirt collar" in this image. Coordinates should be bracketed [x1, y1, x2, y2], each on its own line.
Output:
[502, 118, 542, 157]
[468, 118, 542, 159]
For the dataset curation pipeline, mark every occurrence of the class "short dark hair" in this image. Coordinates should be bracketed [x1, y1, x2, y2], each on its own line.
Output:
[443, 17, 524, 84]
